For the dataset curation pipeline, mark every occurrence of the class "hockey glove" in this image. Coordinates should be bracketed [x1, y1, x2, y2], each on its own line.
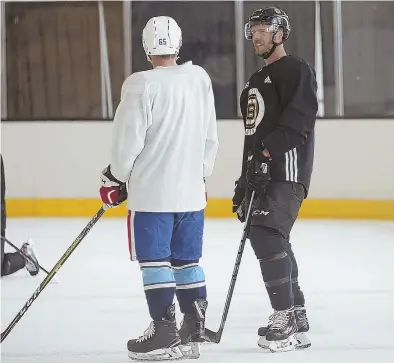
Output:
[232, 177, 247, 222]
[100, 165, 128, 207]
[246, 149, 271, 194]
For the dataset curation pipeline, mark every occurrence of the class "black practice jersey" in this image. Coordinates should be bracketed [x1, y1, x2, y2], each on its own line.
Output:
[240, 55, 318, 195]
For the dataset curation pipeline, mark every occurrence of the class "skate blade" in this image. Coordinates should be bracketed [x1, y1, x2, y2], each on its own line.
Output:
[179, 342, 200, 359]
[295, 332, 311, 349]
[268, 335, 298, 353]
[257, 336, 270, 350]
[128, 347, 183, 361]
[202, 329, 218, 344]
[259, 332, 311, 351]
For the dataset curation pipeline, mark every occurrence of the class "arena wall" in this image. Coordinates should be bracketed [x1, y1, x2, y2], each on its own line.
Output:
[1, 119, 394, 219]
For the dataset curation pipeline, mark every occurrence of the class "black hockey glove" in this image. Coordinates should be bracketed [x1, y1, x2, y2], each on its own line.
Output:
[232, 177, 247, 222]
[246, 149, 272, 194]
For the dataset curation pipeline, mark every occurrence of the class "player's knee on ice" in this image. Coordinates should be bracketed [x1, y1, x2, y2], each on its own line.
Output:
[249, 225, 287, 260]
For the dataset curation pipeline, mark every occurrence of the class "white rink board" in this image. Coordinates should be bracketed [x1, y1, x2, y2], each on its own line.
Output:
[1, 119, 394, 199]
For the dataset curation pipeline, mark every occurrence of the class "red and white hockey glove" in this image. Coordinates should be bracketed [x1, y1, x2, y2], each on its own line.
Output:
[100, 165, 128, 207]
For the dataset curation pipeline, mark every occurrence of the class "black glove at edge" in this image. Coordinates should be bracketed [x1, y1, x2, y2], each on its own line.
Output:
[232, 177, 247, 222]
[246, 149, 272, 194]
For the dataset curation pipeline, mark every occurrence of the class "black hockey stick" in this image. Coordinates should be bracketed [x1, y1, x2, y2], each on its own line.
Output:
[205, 190, 256, 344]
[0, 206, 107, 343]
[1, 235, 51, 275]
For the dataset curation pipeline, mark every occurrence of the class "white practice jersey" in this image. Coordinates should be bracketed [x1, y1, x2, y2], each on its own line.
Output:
[110, 61, 219, 212]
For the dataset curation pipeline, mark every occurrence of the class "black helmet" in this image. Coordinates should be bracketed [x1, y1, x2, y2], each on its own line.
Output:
[245, 7, 290, 58]
[245, 7, 291, 40]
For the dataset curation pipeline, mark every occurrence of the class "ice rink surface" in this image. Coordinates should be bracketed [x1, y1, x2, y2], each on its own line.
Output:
[1, 217, 394, 363]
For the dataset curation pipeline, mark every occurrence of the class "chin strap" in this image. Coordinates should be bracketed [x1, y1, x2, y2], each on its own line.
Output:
[261, 33, 283, 59]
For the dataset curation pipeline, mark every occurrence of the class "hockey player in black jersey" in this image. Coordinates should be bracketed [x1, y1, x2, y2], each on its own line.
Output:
[1, 154, 40, 277]
[233, 7, 317, 352]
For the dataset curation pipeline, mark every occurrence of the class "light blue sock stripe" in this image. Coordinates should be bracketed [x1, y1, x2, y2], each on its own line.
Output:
[173, 265, 205, 285]
[142, 266, 175, 286]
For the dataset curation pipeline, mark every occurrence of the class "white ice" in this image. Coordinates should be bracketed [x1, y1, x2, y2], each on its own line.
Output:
[1, 217, 394, 363]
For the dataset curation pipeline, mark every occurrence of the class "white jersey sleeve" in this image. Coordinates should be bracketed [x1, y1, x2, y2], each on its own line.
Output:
[110, 74, 151, 182]
[203, 80, 219, 178]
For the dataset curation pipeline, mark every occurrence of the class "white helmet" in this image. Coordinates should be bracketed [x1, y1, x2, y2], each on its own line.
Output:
[142, 16, 182, 58]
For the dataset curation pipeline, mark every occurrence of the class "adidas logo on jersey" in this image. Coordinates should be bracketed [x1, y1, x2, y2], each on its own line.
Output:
[264, 76, 272, 83]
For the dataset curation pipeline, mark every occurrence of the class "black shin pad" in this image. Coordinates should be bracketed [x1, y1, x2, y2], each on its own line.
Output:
[286, 238, 305, 306]
[249, 226, 293, 310]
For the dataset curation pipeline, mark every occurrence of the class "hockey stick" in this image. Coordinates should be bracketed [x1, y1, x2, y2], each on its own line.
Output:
[1, 235, 50, 275]
[205, 190, 256, 344]
[0, 206, 107, 343]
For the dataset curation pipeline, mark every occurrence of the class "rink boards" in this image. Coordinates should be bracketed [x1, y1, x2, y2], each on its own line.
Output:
[2, 119, 394, 219]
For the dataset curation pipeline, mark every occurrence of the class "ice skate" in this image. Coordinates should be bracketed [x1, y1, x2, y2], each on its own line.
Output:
[20, 238, 40, 276]
[257, 308, 298, 353]
[258, 305, 311, 350]
[293, 305, 311, 349]
[178, 299, 208, 359]
[127, 304, 183, 361]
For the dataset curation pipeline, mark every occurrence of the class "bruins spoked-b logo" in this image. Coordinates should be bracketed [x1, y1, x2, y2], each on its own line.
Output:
[245, 88, 265, 135]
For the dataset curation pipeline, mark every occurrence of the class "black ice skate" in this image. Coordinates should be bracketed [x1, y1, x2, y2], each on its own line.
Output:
[127, 304, 182, 361]
[178, 299, 208, 359]
[293, 305, 311, 348]
[258, 305, 311, 350]
[20, 238, 40, 276]
[257, 308, 298, 353]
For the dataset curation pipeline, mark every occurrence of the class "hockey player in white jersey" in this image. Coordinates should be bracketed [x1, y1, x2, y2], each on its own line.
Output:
[99, 16, 219, 361]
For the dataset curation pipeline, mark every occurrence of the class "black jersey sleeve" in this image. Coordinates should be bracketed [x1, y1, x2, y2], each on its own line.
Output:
[262, 61, 318, 156]
[239, 90, 250, 178]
